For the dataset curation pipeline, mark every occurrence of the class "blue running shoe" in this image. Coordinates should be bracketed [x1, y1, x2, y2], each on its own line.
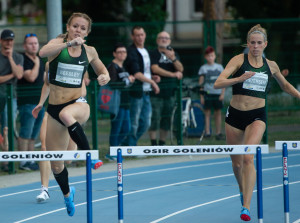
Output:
[91, 159, 103, 170]
[64, 187, 75, 216]
[240, 192, 244, 206]
[240, 207, 251, 221]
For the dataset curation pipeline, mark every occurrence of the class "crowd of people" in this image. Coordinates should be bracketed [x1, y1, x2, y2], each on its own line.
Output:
[1, 13, 299, 221]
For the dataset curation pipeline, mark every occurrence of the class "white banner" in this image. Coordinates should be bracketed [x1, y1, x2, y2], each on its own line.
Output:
[275, 141, 300, 150]
[0, 150, 98, 162]
[110, 145, 269, 156]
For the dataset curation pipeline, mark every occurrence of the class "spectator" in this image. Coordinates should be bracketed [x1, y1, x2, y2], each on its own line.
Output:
[17, 33, 45, 171]
[148, 31, 183, 146]
[0, 29, 23, 172]
[124, 26, 160, 146]
[105, 43, 135, 161]
[198, 46, 225, 140]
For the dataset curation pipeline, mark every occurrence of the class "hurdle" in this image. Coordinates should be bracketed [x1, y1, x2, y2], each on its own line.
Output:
[0, 150, 98, 223]
[110, 144, 269, 223]
[275, 141, 300, 223]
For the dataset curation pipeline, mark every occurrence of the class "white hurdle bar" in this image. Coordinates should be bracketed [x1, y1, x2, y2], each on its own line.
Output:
[110, 144, 269, 223]
[0, 150, 99, 223]
[275, 141, 300, 223]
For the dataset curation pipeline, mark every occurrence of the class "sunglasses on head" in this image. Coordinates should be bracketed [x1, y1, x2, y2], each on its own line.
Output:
[24, 33, 37, 39]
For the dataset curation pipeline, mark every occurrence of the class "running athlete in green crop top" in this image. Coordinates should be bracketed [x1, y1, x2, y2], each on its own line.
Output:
[35, 12, 110, 217]
[214, 24, 300, 222]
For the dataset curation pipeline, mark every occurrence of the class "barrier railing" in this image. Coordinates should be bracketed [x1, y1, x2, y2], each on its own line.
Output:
[275, 141, 300, 223]
[0, 150, 98, 223]
[110, 144, 269, 223]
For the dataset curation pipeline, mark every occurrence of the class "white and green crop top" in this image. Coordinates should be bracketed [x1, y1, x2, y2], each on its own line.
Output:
[49, 45, 89, 88]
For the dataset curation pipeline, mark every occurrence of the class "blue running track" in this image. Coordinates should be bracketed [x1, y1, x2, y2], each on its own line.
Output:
[0, 151, 300, 223]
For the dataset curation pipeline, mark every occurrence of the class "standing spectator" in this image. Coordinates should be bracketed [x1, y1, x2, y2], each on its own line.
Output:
[105, 43, 135, 161]
[198, 46, 225, 140]
[17, 33, 45, 171]
[148, 31, 183, 146]
[124, 26, 160, 146]
[0, 29, 23, 172]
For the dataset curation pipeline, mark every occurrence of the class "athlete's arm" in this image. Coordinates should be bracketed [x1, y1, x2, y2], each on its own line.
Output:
[87, 46, 110, 86]
[268, 60, 300, 99]
[39, 38, 66, 60]
[214, 54, 255, 89]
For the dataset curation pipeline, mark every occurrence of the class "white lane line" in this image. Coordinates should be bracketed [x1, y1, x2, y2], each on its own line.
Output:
[293, 219, 300, 223]
[14, 168, 300, 223]
[1, 153, 294, 198]
[0, 159, 235, 198]
[150, 180, 300, 223]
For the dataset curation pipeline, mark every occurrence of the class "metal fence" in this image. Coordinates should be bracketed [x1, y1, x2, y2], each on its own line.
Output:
[1, 18, 300, 163]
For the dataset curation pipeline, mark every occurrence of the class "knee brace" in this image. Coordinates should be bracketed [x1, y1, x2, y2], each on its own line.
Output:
[53, 166, 69, 195]
[68, 122, 90, 150]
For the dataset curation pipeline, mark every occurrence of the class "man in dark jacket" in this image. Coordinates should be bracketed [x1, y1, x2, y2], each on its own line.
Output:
[124, 26, 160, 146]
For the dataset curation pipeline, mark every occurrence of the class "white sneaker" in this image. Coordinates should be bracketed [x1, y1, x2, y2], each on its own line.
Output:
[36, 190, 50, 203]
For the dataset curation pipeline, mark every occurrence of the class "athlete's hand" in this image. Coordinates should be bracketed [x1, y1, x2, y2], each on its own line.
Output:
[239, 71, 255, 82]
[32, 104, 43, 118]
[69, 37, 86, 46]
[97, 74, 110, 86]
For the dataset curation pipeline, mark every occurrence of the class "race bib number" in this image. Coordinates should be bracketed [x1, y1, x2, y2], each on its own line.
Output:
[242, 71, 268, 92]
[56, 62, 84, 85]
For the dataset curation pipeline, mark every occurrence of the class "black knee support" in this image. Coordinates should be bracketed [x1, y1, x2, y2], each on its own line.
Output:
[53, 167, 69, 195]
[68, 122, 90, 150]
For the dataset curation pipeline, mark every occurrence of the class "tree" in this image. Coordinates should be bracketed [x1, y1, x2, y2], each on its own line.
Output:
[129, 0, 167, 22]
[203, 0, 226, 63]
[227, 0, 300, 75]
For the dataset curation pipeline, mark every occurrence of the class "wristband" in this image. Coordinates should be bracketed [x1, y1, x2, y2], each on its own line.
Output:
[66, 42, 72, 47]
[172, 58, 177, 63]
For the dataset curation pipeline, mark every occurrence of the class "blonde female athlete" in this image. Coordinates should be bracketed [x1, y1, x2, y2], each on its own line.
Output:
[33, 12, 110, 216]
[214, 24, 300, 221]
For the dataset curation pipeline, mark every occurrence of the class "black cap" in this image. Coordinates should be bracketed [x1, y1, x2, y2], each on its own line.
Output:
[1, 29, 15, 40]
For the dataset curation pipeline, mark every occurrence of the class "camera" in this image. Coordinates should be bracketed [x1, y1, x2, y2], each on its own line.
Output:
[166, 45, 173, 51]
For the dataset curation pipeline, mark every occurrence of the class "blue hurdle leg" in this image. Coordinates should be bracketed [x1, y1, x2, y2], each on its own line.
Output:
[256, 146, 263, 223]
[86, 152, 93, 223]
[282, 143, 290, 223]
[117, 149, 124, 223]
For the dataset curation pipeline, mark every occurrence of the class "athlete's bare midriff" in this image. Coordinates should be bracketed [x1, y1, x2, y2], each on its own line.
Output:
[230, 94, 265, 111]
[49, 84, 82, 105]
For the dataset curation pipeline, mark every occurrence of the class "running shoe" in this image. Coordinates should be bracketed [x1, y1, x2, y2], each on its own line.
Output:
[36, 189, 50, 203]
[64, 187, 75, 216]
[240, 192, 244, 206]
[240, 207, 251, 221]
[91, 159, 103, 170]
[28, 162, 39, 171]
[19, 162, 31, 171]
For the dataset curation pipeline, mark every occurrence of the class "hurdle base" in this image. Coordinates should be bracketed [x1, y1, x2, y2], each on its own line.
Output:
[284, 212, 290, 223]
[258, 218, 263, 223]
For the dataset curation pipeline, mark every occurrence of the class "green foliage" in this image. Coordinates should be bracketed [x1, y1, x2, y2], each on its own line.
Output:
[130, 0, 167, 22]
[227, 0, 300, 19]
[61, 0, 128, 22]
